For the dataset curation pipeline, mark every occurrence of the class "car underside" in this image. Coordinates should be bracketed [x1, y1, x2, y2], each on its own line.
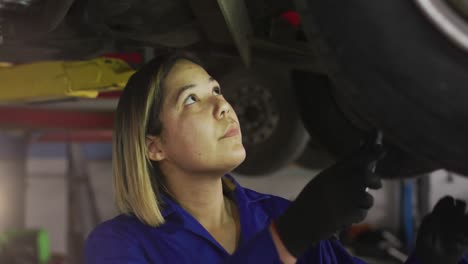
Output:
[1, 0, 468, 179]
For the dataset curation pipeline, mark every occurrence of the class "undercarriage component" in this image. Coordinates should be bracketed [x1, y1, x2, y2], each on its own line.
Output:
[0, 0, 74, 40]
[82, 0, 199, 47]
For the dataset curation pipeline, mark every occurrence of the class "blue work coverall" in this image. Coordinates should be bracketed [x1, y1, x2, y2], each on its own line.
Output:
[85, 174, 468, 263]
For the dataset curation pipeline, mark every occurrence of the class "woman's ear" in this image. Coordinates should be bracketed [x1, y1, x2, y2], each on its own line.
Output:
[146, 135, 166, 161]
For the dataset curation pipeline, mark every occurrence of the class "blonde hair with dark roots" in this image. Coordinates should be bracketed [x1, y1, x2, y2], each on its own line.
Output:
[113, 52, 203, 227]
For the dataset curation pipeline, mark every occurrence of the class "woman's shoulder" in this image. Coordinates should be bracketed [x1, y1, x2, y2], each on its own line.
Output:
[239, 186, 292, 218]
[226, 174, 292, 213]
[85, 214, 181, 263]
[241, 187, 290, 205]
[84, 214, 154, 263]
[86, 214, 147, 244]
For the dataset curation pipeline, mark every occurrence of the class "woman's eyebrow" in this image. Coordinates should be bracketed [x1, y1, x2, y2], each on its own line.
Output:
[174, 77, 216, 103]
[175, 84, 196, 103]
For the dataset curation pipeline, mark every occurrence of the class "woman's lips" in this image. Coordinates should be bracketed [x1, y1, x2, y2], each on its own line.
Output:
[222, 125, 240, 139]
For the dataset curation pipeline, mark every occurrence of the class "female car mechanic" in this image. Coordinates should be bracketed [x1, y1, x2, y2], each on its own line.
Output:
[85, 52, 468, 263]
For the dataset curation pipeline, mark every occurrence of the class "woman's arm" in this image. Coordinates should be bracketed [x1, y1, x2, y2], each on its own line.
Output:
[228, 224, 369, 264]
[269, 222, 297, 264]
[227, 143, 384, 263]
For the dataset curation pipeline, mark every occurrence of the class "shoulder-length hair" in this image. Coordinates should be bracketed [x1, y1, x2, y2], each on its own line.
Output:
[112, 51, 203, 227]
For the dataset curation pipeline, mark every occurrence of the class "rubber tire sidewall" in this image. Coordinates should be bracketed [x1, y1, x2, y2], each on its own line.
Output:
[219, 64, 308, 176]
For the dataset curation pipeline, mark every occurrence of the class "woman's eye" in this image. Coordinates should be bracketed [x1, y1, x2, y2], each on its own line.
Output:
[183, 94, 198, 105]
[213, 86, 222, 95]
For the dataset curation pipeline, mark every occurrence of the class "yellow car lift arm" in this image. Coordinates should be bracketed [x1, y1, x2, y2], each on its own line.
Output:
[0, 58, 135, 103]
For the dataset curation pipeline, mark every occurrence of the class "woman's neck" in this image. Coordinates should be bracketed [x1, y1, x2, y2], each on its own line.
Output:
[165, 172, 233, 229]
[162, 168, 240, 254]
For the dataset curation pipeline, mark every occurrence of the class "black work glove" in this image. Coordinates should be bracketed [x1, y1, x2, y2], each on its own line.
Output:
[275, 143, 385, 257]
[415, 196, 468, 264]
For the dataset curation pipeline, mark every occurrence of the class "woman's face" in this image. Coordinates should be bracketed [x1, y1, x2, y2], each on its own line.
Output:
[156, 59, 246, 175]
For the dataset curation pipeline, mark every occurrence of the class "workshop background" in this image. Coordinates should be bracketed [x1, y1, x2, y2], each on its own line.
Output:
[1, 131, 467, 264]
[2, 0, 468, 263]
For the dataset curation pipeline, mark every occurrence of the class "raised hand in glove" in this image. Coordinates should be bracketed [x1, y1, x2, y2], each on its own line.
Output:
[275, 141, 385, 257]
[415, 196, 468, 264]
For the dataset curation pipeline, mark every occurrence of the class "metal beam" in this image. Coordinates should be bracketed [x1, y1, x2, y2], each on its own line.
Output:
[217, 0, 254, 67]
[188, 0, 233, 44]
[188, 0, 253, 67]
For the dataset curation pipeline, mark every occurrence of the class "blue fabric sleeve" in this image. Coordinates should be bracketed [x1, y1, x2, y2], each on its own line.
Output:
[351, 257, 368, 264]
[227, 228, 369, 264]
[404, 252, 422, 264]
[298, 238, 368, 264]
[84, 225, 149, 264]
[405, 252, 468, 264]
[462, 254, 468, 264]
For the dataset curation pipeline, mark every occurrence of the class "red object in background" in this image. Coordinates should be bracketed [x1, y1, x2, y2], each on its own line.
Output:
[98, 52, 140, 98]
[280, 11, 301, 28]
[97, 90, 123, 99]
[346, 224, 373, 240]
[0, 107, 115, 129]
[35, 130, 113, 142]
[101, 52, 143, 65]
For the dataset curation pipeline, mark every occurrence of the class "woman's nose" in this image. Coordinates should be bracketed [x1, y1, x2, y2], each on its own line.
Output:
[214, 97, 230, 119]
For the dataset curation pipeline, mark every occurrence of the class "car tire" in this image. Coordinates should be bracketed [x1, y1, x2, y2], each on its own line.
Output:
[219, 64, 308, 176]
[293, 70, 438, 179]
[295, 0, 468, 176]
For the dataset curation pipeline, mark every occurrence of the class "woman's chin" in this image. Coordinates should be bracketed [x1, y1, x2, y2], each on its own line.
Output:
[223, 149, 246, 172]
[235, 146, 247, 164]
